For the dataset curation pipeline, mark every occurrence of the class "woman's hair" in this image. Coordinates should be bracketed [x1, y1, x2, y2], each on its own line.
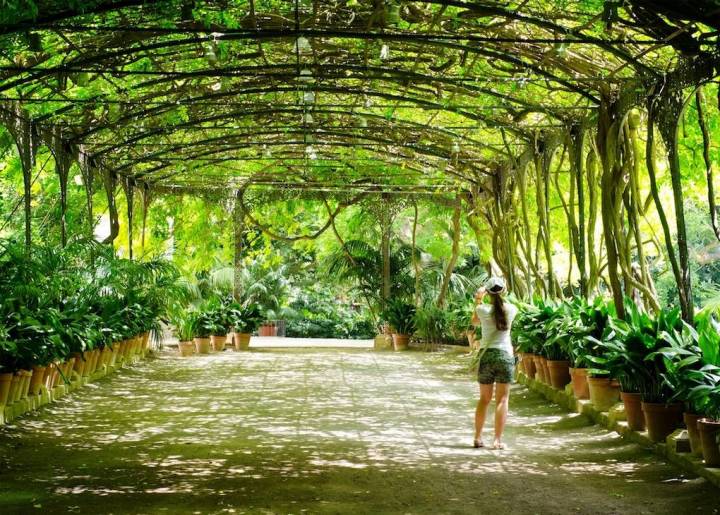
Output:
[488, 287, 508, 331]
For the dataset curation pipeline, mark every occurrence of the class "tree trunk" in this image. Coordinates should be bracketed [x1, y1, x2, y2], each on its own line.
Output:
[646, 103, 685, 320]
[657, 99, 694, 323]
[570, 125, 587, 296]
[412, 202, 422, 306]
[437, 198, 462, 308]
[597, 99, 625, 319]
[233, 190, 245, 301]
[101, 169, 120, 246]
[695, 87, 720, 242]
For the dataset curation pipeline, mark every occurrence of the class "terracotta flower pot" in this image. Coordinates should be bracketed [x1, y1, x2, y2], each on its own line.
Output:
[532, 356, 545, 382]
[63, 358, 75, 382]
[20, 369, 32, 399]
[9, 373, 22, 403]
[103, 347, 113, 367]
[109, 345, 119, 367]
[89, 350, 99, 375]
[569, 368, 590, 399]
[684, 412, 704, 458]
[83, 351, 95, 377]
[540, 357, 550, 385]
[53, 362, 65, 387]
[0, 372, 12, 407]
[30, 366, 46, 396]
[194, 337, 211, 354]
[210, 335, 226, 352]
[259, 324, 277, 337]
[516, 352, 526, 375]
[587, 377, 620, 411]
[698, 418, 720, 467]
[546, 360, 571, 390]
[620, 391, 645, 431]
[178, 341, 195, 357]
[72, 352, 85, 378]
[392, 334, 410, 351]
[233, 333, 251, 351]
[641, 402, 683, 443]
[524, 354, 537, 379]
[142, 332, 151, 351]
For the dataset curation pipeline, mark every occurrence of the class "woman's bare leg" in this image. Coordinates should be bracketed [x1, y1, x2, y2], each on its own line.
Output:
[474, 384, 494, 444]
[493, 383, 510, 447]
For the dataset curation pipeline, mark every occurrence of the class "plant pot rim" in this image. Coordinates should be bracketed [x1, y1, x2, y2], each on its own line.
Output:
[640, 401, 683, 409]
[698, 418, 720, 426]
[587, 376, 612, 382]
[546, 360, 570, 365]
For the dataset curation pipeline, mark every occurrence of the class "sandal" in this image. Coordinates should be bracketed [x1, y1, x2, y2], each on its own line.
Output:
[492, 442, 505, 450]
[473, 439, 485, 449]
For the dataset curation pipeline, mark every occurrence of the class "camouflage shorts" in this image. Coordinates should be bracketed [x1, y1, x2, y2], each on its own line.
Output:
[477, 349, 515, 384]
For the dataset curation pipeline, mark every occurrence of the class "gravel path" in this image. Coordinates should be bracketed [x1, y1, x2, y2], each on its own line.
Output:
[0, 347, 717, 514]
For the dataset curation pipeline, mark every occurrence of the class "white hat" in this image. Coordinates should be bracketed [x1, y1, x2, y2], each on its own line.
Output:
[484, 276, 506, 294]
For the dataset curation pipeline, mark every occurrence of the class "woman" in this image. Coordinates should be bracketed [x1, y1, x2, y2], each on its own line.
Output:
[472, 277, 517, 450]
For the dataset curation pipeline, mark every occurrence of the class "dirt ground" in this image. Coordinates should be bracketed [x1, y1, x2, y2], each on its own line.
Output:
[0, 347, 718, 514]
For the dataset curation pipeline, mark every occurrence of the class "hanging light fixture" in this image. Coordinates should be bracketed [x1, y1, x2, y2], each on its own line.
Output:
[303, 91, 316, 104]
[380, 43, 390, 60]
[452, 141, 460, 154]
[304, 113, 314, 124]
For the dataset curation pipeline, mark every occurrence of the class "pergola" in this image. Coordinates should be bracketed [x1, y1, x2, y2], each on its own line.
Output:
[1, 0, 719, 321]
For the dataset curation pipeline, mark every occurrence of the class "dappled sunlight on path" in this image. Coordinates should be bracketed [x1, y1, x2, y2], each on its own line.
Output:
[0, 348, 717, 514]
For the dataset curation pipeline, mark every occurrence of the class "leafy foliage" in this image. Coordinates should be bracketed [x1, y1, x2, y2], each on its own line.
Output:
[381, 298, 416, 336]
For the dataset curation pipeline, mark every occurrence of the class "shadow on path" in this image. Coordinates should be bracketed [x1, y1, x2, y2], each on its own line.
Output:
[0, 348, 717, 514]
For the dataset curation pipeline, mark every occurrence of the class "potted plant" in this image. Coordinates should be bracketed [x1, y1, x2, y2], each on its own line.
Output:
[228, 303, 263, 351]
[173, 314, 195, 357]
[606, 304, 685, 441]
[566, 298, 615, 400]
[0, 322, 17, 408]
[588, 331, 647, 431]
[512, 305, 537, 378]
[693, 376, 720, 466]
[382, 299, 416, 351]
[190, 311, 213, 354]
[663, 315, 720, 460]
[414, 305, 448, 352]
[513, 302, 553, 382]
[208, 301, 231, 351]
